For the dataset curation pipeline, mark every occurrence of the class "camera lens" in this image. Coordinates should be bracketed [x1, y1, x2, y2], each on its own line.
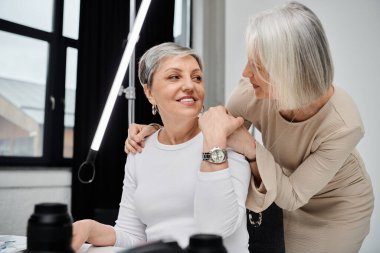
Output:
[185, 234, 227, 253]
[27, 203, 74, 253]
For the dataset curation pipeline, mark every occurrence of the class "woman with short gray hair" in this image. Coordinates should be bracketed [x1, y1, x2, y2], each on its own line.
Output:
[72, 42, 251, 253]
[138, 42, 203, 89]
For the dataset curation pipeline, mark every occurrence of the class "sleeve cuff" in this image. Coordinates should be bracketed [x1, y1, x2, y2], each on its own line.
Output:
[113, 227, 121, 247]
[246, 142, 277, 212]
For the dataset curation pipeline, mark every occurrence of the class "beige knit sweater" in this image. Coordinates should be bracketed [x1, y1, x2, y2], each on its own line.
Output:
[227, 78, 374, 253]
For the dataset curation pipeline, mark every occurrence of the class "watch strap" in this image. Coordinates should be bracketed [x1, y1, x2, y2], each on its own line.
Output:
[202, 152, 211, 161]
[202, 147, 228, 164]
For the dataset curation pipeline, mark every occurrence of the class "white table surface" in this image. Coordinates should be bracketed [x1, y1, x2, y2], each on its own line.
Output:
[78, 244, 125, 253]
[0, 235, 125, 253]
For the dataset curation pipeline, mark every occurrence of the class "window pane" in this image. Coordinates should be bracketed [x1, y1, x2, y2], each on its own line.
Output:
[0, 0, 54, 32]
[0, 31, 49, 157]
[63, 0, 81, 40]
[173, 0, 190, 47]
[63, 47, 77, 158]
[173, 0, 183, 38]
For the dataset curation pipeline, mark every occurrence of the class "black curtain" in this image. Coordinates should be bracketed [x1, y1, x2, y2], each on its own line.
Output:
[72, 0, 174, 221]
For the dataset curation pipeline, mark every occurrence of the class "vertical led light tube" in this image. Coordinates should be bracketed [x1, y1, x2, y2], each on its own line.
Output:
[78, 0, 151, 184]
[91, 0, 151, 151]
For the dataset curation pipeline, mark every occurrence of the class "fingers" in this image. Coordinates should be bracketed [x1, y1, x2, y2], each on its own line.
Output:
[71, 238, 83, 252]
[125, 123, 159, 154]
[208, 105, 228, 114]
[124, 137, 144, 154]
[125, 123, 145, 154]
[223, 115, 244, 137]
[199, 106, 243, 140]
[71, 223, 86, 252]
[128, 123, 144, 142]
[135, 127, 151, 143]
[234, 116, 245, 128]
[209, 106, 244, 128]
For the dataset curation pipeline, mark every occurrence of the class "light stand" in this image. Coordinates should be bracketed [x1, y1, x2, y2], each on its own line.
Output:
[121, 0, 137, 125]
[78, 0, 151, 184]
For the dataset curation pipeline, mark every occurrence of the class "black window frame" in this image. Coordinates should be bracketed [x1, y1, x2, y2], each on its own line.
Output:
[0, 0, 78, 167]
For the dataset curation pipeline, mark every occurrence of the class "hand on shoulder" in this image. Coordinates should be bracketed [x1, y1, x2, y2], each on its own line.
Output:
[125, 123, 160, 154]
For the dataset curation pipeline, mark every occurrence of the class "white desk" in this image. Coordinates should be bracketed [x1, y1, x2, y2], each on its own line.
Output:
[0, 235, 26, 253]
[0, 236, 124, 253]
[78, 244, 124, 253]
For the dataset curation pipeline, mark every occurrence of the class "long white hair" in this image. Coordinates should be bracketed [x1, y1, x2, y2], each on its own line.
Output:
[246, 2, 334, 110]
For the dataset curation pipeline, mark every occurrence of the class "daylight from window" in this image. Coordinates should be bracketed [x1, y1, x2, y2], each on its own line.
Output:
[0, 0, 80, 158]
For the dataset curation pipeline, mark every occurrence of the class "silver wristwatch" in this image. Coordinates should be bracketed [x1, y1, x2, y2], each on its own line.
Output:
[202, 147, 228, 164]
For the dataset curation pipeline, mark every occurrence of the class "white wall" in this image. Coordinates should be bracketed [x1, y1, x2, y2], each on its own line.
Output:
[192, 0, 226, 108]
[0, 169, 71, 236]
[224, 0, 380, 252]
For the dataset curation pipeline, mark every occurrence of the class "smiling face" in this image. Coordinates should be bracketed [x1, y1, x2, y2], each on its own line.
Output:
[144, 54, 204, 124]
[242, 57, 274, 100]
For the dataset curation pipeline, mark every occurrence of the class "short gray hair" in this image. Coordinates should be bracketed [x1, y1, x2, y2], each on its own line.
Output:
[138, 42, 203, 88]
[246, 2, 334, 110]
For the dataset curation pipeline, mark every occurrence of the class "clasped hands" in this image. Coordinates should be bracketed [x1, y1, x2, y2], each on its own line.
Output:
[125, 106, 256, 160]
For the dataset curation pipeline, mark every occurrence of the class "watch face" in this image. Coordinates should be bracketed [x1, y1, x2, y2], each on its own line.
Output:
[211, 149, 226, 163]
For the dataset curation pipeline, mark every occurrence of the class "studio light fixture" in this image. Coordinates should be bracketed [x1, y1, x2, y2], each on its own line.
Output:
[78, 0, 152, 184]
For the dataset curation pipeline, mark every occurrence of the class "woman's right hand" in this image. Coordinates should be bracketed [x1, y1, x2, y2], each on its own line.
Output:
[71, 219, 116, 251]
[71, 220, 93, 252]
[199, 106, 244, 146]
[124, 123, 159, 154]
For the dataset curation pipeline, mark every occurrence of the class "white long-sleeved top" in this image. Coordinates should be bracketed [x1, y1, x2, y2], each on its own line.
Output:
[113, 130, 251, 253]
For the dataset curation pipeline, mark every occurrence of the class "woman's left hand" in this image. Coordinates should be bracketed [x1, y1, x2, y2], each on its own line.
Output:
[199, 106, 244, 146]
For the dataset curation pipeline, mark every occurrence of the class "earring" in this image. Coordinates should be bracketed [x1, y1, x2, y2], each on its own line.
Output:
[198, 105, 205, 116]
[152, 105, 158, 115]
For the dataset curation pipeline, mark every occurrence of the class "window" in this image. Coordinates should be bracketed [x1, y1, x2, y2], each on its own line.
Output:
[64, 47, 78, 158]
[0, 0, 54, 32]
[174, 0, 191, 47]
[0, 0, 80, 165]
[0, 31, 48, 157]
